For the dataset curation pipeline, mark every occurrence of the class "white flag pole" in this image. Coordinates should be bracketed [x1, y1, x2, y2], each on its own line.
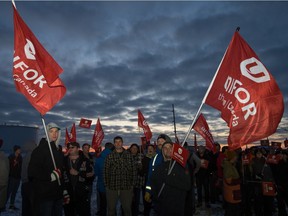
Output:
[41, 115, 61, 185]
[158, 29, 238, 198]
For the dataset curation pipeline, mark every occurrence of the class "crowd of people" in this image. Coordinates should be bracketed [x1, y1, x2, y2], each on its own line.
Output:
[0, 123, 288, 216]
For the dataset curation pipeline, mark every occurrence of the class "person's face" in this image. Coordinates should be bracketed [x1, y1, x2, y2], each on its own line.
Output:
[15, 149, 21, 156]
[48, 128, 59, 142]
[256, 151, 262, 158]
[157, 138, 166, 150]
[130, 146, 138, 155]
[68, 145, 79, 155]
[82, 145, 90, 154]
[147, 146, 155, 155]
[114, 138, 123, 150]
[162, 144, 173, 160]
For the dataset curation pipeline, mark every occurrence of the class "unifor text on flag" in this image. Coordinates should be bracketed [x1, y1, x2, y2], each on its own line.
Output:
[13, 4, 66, 116]
[203, 31, 284, 150]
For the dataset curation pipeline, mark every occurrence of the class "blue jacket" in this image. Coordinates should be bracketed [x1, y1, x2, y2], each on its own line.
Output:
[94, 148, 112, 193]
[145, 148, 163, 194]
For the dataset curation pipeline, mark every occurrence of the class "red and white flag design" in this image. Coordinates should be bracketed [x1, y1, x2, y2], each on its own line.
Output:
[193, 113, 215, 153]
[172, 143, 189, 167]
[203, 31, 284, 150]
[79, 118, 92, 129]
[13, 5, 66, 115]
[138, 110, 152, 142]
[92, 118, 104, 150]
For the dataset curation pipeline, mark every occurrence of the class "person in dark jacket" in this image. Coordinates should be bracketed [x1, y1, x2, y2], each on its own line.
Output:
[6, 145, 22, 210]
[63, 142, 94, 216]
[28, 122, 67, 216]
[94, 142, 114, 216]
[151, 141, 191, 216]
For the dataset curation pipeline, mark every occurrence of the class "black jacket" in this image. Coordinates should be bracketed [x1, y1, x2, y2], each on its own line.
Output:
[28, 138, 65, 201]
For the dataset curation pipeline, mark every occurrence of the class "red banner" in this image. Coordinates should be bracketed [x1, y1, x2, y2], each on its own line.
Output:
[65, 128, 70, 147]
[172, 143, 189, 167]
[92, 118, 104, 150]
[138, 110, 152, 142]
[193, 113, 215, 153]
[79, 118, 92, 129]
[13, 5, 66, 115]
[203, 31, 284, 150]
[70, 123, 76, 142]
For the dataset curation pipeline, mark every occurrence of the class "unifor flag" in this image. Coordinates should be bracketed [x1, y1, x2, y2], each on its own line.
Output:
[193, 113, 215, 153]
[138, 110, 152, 142]
[79, 118, 92, 129]
[13, 4, 66, 116]
[92, 118, 104, 150]
[171, 143, 189, 167]
[203, 30, 284, 150]
[70, 123, 76, 142]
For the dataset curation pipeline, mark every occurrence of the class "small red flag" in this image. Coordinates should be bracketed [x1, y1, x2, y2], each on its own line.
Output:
[138, 110, 152, 142]
[13, 4, 66, 115]
[79, 118, 92, 129]
[193, 113, 215, 153]
[172, 143, 189, 167]
[92, 118, 104, 150]
[69, 123, 76, 142]
[203, 31, 284, 150]
[65, 128, 70, 147]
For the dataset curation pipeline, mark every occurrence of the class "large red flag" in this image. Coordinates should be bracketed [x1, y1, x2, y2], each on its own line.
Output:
[203, 31, 284, 150]
[138, 110, 152, 142]
[13, 5, 66, 116]
[79, 118, 92, 129]
[193, 113, 215, 153]
[70, 123, 76, 142]
[92, 118, 104, 150]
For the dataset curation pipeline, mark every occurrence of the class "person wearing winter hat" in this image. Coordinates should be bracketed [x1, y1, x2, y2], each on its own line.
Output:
[150, 141, 191, 216]
[144, 134, 172, 213]
[28, 122, 67, 216]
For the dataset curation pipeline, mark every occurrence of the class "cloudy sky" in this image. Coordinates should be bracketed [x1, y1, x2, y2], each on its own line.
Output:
[0, 1, 287, 147]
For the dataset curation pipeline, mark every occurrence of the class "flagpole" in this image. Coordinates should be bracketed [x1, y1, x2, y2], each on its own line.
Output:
[158, 102, 204, 198]
[41, 115, 61, 185]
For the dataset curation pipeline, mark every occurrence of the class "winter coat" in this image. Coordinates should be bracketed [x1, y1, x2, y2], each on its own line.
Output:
[151, 160, 191, 216]
[28, 138, 65, 201]
[94, 148, 112, 193]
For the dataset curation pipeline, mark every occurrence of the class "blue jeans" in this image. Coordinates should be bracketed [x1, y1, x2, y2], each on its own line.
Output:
[39, 199, 63, 216]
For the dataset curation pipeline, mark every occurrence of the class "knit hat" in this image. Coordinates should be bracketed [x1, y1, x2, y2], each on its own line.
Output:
[157, 134, 172, 143]
[46, 122, 61, 146]
[46, 122, 61, 131]
[226, 150, 237, 161]
[162, 141, 173, 149]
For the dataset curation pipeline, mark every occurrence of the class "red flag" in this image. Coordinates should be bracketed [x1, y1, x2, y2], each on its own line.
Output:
[13, 5, 66, 116]
[138, 110, 152, 142]
[203, 31, 284, 150]
[65, 128, 70, 147]
[79, 118, 92, 129]
[70, 123, 76, 142]
[92, 118, 104, 150]
[172, 143, 189, 167]
[193, 113, 215, 153]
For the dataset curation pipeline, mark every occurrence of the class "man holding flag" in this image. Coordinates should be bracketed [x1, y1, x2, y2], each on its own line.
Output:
[13, 3, 68, 216]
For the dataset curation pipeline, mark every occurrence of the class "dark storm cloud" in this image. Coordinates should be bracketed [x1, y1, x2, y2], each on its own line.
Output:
[0, 1, 287, 146]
